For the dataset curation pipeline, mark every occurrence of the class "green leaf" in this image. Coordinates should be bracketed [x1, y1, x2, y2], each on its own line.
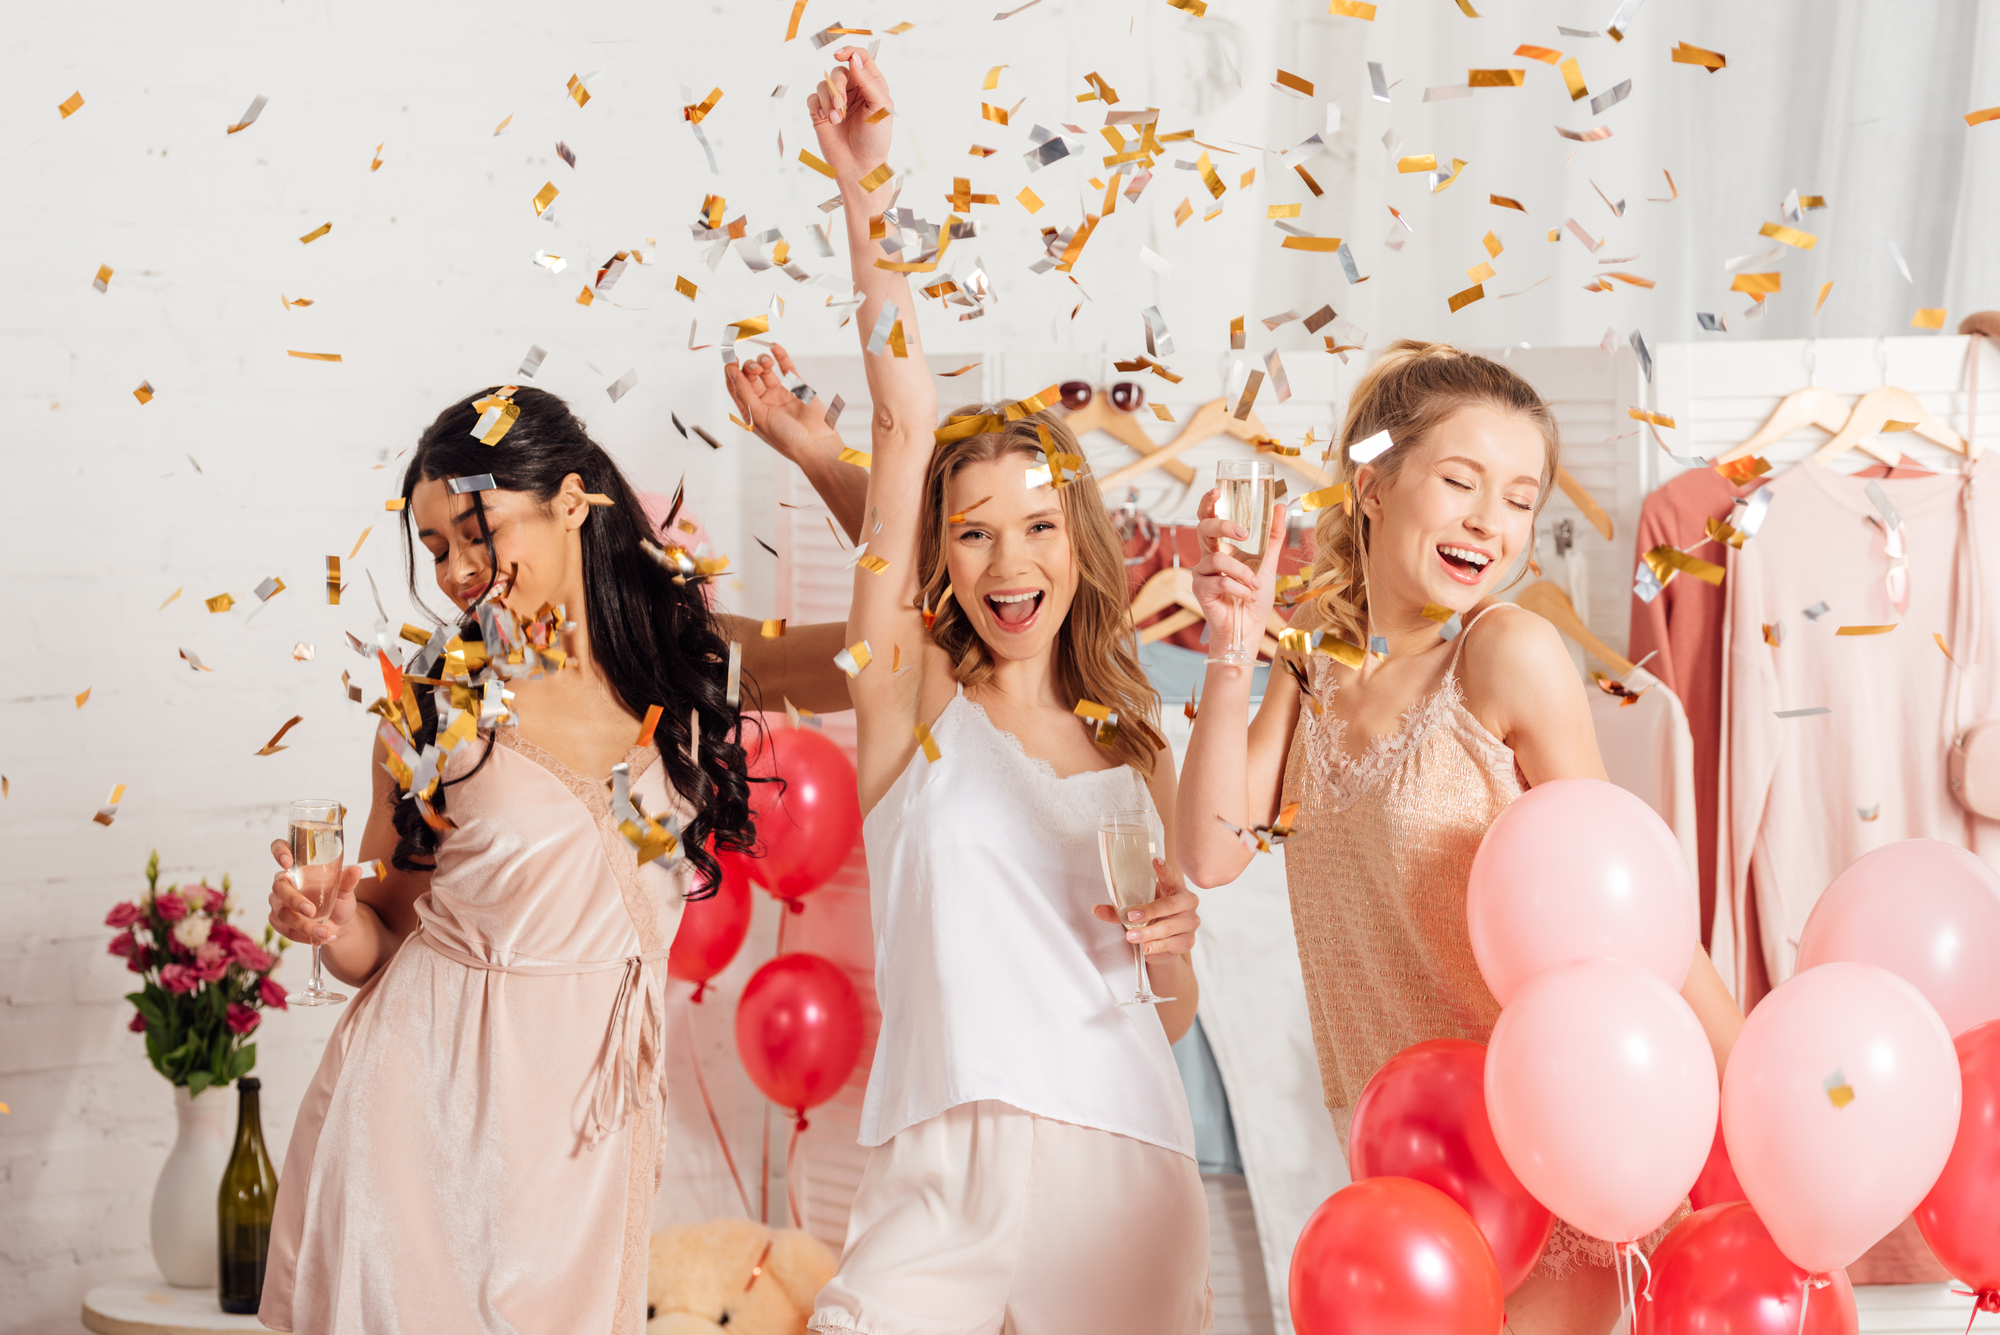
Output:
[187, 1070, 213, 1098]
[228, 1044, 257, 1081]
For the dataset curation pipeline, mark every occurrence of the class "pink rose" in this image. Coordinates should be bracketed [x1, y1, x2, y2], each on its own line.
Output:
[259, 976, 288, 1010]
[154, 892, 187, 922]
[127, 945, 152, 973]
[192, 949, 230, 984]
[108, 932, 135, 959]
[189, 885, 224, 913]
[232, 939, 275, 973]
[225, 1003, 260, 1035]
[104, 902, 145, 929]
[128, 1011, 147, 1033]
[208, 920, 247, 951]
[159, 963, 198, 993]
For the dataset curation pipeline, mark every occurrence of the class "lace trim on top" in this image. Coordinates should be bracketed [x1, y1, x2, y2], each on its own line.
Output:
[490, 730, 657, 818]
[1299, 656, 1519, 813]
[952, 696, 1150, 843]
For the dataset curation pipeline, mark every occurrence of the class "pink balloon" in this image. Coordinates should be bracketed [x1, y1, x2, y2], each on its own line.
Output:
[1796, 840, 2000, 1037]
[1486, 959, 1717, 1245]
[1722, 961, 1962, 1274]
[1466, 778, 1698, 1007]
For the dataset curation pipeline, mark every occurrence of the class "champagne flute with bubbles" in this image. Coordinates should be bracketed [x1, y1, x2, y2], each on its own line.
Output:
[1098, 808, 1174, 1006]
[288, 799, 347, 1007]
[1213, 458, 1278, 664]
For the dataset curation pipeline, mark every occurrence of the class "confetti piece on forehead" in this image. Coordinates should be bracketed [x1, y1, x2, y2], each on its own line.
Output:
[299, 222, 331, 244]
[1469, 70, 1525, 87]
[1589, 79, 1632, 114]
[447, 473, 498, 495]
[255, 715, 306, 756]
[226, 93, 268, 134]
[59, 91, 84, 118]
[605, 369, 638, 402]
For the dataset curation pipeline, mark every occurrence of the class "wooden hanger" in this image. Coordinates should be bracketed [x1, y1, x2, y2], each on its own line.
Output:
[1515, 581, 1635, 675]
[1098, 398, 1341, 493]
[1125, 551, 1286, 653]
[1062, 397, 1197, 485]
[1714, 385, 1853, 464]
[1816, 385, 1965, 464]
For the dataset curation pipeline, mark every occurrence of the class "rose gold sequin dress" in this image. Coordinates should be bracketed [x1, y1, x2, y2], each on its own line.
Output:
[1280, 605, 1682, 1278]
[260, 732, 688, 1334]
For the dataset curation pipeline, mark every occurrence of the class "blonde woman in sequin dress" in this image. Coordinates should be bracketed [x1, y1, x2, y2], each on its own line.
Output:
[1177, 341, 1744, 1335]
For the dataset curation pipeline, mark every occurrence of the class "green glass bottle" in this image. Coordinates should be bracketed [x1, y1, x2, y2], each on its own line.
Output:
[217, 1076, 279, 1313]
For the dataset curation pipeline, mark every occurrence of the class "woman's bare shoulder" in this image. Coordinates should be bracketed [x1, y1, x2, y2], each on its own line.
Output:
[1457, 603, 1579, 703]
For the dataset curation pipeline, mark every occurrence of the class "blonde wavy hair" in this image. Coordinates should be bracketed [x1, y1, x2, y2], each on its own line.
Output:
[916, 407, 1165, 775]
[1307, 340, 1561, 648]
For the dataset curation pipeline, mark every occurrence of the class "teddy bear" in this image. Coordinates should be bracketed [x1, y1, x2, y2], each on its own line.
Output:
[647, 1218, 839, 1335]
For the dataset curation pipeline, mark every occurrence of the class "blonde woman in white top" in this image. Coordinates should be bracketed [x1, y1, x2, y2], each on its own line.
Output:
[798, 48, 1212, 1335]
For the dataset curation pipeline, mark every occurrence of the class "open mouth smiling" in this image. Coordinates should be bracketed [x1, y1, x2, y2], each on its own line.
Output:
[1437, 544, 1492, 584]
[986, 589, 1044, 631]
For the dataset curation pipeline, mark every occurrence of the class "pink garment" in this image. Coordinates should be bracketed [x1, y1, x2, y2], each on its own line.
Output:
[1628, 468, 1761, 950]
[810, 1100, 1213, 1335]
[1720, 456, 2000, 1002]
[1586, 681, 1699, 881]
[261, 734, 689, 1335]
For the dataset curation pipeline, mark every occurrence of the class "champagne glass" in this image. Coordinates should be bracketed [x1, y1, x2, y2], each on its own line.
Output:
[287, 799, 347, 1007]
[1098, 809, 1174, 1006]
[1213, 458, 1278, 664]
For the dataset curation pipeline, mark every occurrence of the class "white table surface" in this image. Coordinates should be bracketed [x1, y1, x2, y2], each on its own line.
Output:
[81, 1278, 287, 1335]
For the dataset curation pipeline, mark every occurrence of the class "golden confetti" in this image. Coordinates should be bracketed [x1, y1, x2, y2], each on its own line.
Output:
[1448, 283, 1486, 313]
[1452, 0, 1480, 13]
[1397, 154, 1438, 173]
[835, 640, 873, 677]
[1073, 698, 1122, 747]
[1275, 70, 1315, 96]
[729, 315, 771, 338]
[858, 162, 894, 192]
[133, 380, 154, 404]
[1150, 403, 1175, 422]
[1482, 231, 1504, 258]
[1466, 260, 1496, 283]
[1604, 271, 1657, 289]
[1761, 222, 1818, 249]
[370, 142, 384, 171]
[205, 593, 236, 613]
[1167, 0, 1208, 13]
[1731, 272, 1780, 295]
[1560, 57, 1588, 101]
[569, 74, 593, 107]
[493, 113, 514, 135]
[575, 286, 595, 307]
[159, 586, 183, 610]
[1516, 44, 1562, 63]
[287, 351, 343, 361]
[1968, 107, 2000, 127]
[1469, 69, 1526, 87]
[633, 704, 663, 748]
[838, 446, 874, 469]
[1329, 0, 1376, 15]
[798, 149, 836, 178]
[93, 783, 127, 827]
[1816, 281, 1835, 315]
[785, 0, 808, 39]
[1281, 236, 1342, 252]
[93, 263, 113, 293]
[1648, 170, 1680, 202]
[1016, 185, 1044, 214]
[1763, 624, 1783, 647]
[1825, 1071, 1855, 1108]
[1491, 194, 1527, 212]
[75, 688, 92, 709]
[1715, 456, 1771, 484]
[1267, 203, 1302, 219]
[910, 719, 943, 762]
[1912, 308, 1948, 330]
[756, 619, 786, 641]
[385, 497, 406, 511]
[1671, 41, 1727, 71]
[532, 182, 559, 217]
[1173, 197, 1193, 227]
[1300, 483, 1351, 511]
[1836, 624, 1898, 636]
[1629, 407, 1677, 428]
[255, 715, 305, 756]
[1642, 546, 1725, 588]
[1421, 603, 1456, 623]
[325, 555, 341, 605]
[59, 91, 85, 118]
[298, 222, 331, 244]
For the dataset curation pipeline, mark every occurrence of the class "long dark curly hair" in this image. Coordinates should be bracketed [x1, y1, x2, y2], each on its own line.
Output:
[388, 386, 757, 897]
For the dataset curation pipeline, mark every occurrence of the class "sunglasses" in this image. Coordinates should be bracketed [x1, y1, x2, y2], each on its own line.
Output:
[1059, 380, 1146, 413]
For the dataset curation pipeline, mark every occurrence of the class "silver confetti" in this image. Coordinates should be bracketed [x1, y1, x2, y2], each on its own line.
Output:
[1803, 601, 1830, 620]
[519, 344, 547, 378]
[1590, 79, 1632, 115]
[448, 473, 498, 494]
[1368, 61, 1390, 102]
[1264, 348, 1292, 403]
[1336, 242, 1363, 284]
[1142, 305, 1174, 357]
[865, 301, 900, 356]
[605, 369, 638, 402]
[825, 393, 845, 429]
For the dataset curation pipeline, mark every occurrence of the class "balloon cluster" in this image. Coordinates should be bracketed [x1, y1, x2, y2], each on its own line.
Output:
[668, 723, 868, 1129]
[1288, 780, 2000, 1335]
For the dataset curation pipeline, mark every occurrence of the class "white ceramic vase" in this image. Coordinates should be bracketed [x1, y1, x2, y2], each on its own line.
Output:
[150, 1084, 233, 1288]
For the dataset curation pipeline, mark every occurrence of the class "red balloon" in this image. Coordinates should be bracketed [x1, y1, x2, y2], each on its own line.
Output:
[1289, 1177, 1505, 1335]
[667, 845, 753, 1001]
[1349, 1039, 1554, 1293]
[744, 724, 861, 904]
[734, 953, 864, 1122]
[1915, 1019, 2000, 1301]
[1688, 1121, 1747, 1210]
[1637, 1203, 1857, 1335]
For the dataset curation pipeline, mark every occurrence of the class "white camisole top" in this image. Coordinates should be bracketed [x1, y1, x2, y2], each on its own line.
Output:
[856, 689, 1198, 1160]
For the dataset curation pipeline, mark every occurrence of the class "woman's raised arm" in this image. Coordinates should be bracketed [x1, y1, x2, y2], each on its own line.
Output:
[810, 48, 940, 807]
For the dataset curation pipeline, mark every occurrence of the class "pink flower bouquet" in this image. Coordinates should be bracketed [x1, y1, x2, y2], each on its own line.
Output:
[110, 851, 290, 1096]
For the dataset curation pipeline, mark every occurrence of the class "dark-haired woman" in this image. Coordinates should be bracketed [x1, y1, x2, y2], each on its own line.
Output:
[257, 387, 847, 1334]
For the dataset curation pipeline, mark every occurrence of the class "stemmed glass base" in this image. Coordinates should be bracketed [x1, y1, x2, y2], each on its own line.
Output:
[290, 944, 346, 1007]
[1117, 944, 1175, 1007]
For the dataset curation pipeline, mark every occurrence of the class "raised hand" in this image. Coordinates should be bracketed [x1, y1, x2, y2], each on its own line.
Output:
[808, 47, 896, 181]
[725, 344, 835, 466]
[1191, 492, 1287, 640]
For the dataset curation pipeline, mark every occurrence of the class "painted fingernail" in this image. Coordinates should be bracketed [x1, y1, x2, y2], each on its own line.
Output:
[1128, 910, 1142, 921]
[1126, 931, 1140, 942]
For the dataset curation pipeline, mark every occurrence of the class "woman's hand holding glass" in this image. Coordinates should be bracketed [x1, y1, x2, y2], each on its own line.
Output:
[266, 838, 362, 948]
[1092, 858, 1201, 959]
[1192, 490, 1288, 661]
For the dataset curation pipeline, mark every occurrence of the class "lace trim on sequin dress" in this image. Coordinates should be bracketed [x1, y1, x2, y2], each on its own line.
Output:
[1301, 658, 1514, 814]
